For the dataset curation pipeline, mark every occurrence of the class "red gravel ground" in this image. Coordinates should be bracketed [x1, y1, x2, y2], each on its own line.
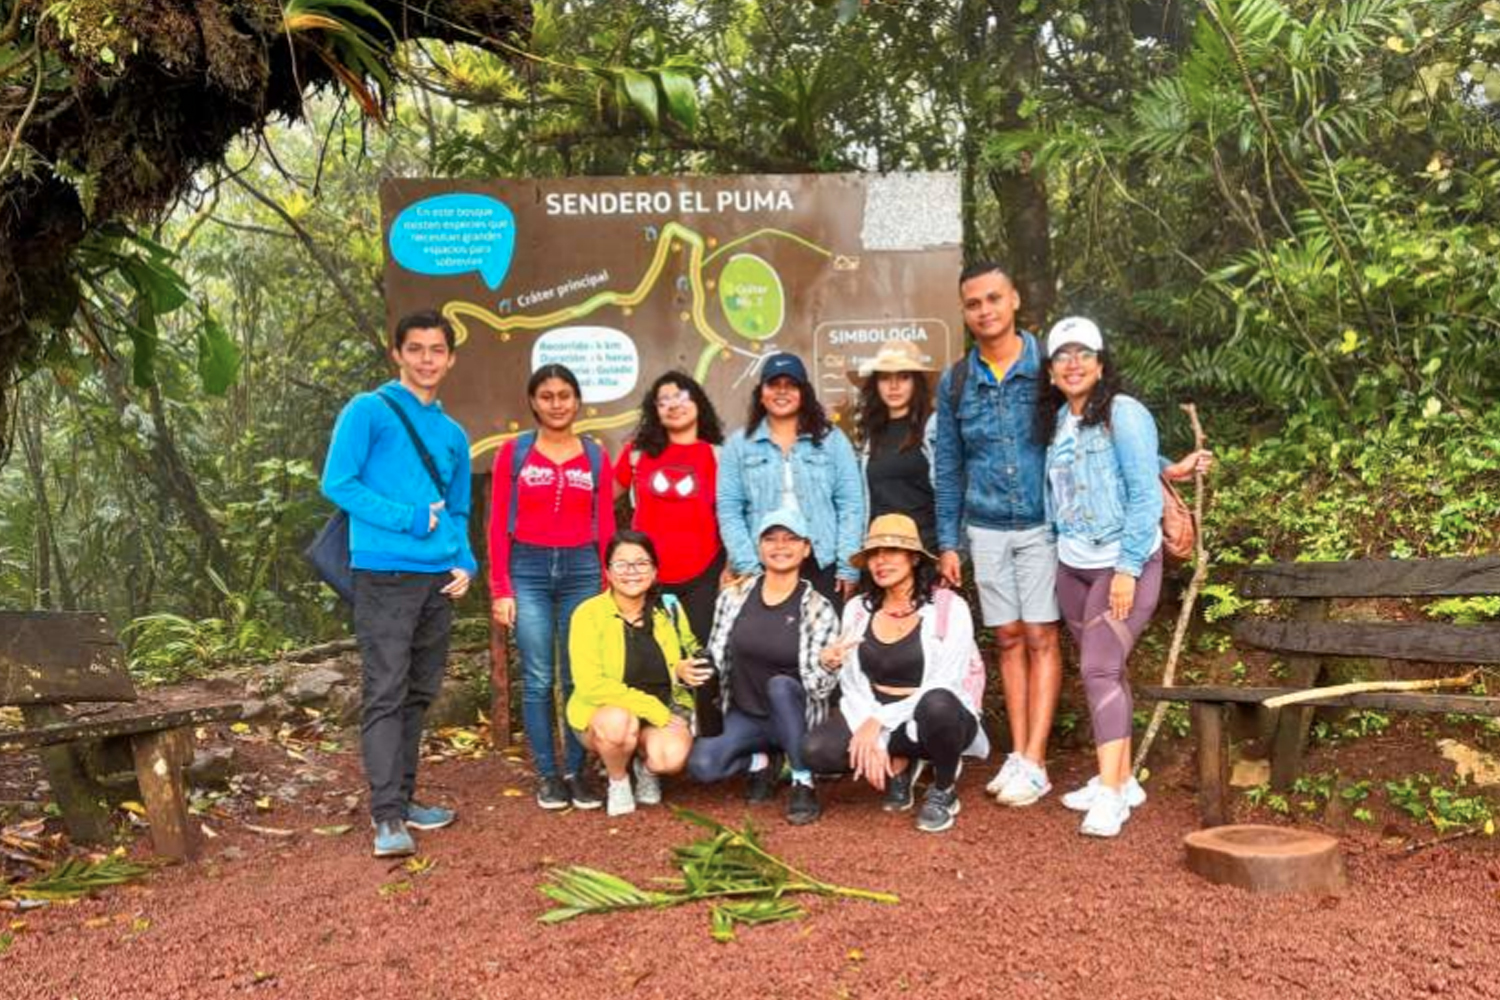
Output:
[4, 741, 1498, 1000]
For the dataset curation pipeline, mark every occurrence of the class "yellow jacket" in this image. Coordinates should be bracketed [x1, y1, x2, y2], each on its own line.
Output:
[565, 591, 699, 732]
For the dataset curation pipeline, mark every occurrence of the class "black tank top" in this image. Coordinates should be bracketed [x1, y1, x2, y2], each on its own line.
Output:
[860, 616, 924, 703]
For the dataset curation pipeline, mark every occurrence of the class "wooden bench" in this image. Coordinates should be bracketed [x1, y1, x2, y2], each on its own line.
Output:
[1142, 555, 1500, 827]
[1, 611, 244, 859]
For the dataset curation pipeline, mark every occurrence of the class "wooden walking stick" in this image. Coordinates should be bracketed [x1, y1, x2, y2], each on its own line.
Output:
[1133, 403, 1208, 774]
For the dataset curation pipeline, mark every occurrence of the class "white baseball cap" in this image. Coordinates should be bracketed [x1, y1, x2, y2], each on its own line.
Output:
[1046, 316, 1104, 358]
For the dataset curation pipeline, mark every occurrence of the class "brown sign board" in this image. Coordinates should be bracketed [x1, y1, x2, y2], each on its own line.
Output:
[379, 173, 965, 461]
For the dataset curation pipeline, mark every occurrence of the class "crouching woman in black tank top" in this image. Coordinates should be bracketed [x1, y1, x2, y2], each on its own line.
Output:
[803, 514, 990, 834]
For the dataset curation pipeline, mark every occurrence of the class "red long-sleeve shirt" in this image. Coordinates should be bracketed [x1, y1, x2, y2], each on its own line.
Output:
[488, 438, 614, 598]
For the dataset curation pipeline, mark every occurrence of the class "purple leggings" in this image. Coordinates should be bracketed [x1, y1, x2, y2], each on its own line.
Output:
[1055, 551, 1163, 744]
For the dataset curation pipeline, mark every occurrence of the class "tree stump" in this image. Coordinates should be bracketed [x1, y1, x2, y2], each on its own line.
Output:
[1184, 825, 1346, 894]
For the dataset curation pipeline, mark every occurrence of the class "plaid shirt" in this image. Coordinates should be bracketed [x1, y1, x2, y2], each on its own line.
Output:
[704, 575, 840, 729]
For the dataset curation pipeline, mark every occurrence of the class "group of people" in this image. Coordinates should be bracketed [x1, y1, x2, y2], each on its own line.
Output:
[322, 261, 1211, 859]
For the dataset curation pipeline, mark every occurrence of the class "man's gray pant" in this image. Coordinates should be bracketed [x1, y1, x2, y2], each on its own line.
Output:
[352, 570, 452, 822]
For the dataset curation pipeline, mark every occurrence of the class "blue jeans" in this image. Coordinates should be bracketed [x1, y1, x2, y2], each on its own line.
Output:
[511, 541, 600, 778]
[687, 674, 808, 781]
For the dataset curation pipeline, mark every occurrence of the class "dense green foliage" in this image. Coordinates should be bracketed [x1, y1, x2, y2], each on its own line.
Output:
[1, 0, 1497, 672]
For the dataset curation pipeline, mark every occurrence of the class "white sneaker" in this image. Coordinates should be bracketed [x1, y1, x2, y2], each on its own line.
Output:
[1061, 776, 1147, 813]
[606, 777, 636, 817]
[632, 757, 662, 806]
[996, 757, 1051, 806]
[1079, 786, 1130, 837]
[986, 752, 1023, 796]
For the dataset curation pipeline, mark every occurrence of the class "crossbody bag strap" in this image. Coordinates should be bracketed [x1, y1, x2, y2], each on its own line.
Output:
[378, 391, 447, 495]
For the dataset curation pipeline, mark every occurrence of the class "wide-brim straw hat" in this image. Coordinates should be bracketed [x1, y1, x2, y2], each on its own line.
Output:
[850, 513, 937, 569]
[845, 339, 937, 387]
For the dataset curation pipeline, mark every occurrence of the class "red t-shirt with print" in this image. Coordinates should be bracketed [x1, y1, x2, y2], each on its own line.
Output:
[615, 440, 720, 584]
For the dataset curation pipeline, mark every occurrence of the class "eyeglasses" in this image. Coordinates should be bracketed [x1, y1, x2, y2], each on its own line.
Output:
[608, 559, 655, 575]
[655, 390, 692, 410]
[1051, 348, 1099, 366]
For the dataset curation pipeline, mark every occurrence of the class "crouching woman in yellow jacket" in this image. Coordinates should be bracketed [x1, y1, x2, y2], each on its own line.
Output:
[566, 529, 700, 817]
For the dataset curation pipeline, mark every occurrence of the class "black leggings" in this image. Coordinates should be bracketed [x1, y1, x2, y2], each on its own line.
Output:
[803, 689, 977, 788]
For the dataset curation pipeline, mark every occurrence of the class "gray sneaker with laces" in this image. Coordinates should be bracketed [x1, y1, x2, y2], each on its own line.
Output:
[915, 784, 961, 833]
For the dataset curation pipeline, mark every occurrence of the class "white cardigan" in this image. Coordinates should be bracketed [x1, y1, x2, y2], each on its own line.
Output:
[835, 594, 990, 759]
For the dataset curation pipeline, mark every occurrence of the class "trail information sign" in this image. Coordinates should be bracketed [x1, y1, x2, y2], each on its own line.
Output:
[380, 173, 964, 460]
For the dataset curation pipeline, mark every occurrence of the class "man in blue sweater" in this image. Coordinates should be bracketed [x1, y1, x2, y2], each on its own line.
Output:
[322, 310, 479, 857]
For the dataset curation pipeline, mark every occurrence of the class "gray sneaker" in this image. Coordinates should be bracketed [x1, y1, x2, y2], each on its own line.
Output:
[915, 784, 961, 834]
[536, 775, 570, 810]
[632, 757, 662, 806]
[606, 777, 636, 817]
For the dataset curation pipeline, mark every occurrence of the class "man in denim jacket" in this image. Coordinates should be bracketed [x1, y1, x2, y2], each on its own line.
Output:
[934, 262, 1063, 807]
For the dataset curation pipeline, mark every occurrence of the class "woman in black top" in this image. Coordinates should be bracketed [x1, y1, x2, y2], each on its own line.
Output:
[849, 339, 938, 553]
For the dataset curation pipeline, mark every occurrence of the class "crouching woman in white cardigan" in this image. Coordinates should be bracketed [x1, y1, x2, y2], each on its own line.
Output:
[802, 514, 989, 833]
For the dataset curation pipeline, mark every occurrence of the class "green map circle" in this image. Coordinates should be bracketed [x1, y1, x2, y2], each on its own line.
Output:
[718, 254, 785, 341]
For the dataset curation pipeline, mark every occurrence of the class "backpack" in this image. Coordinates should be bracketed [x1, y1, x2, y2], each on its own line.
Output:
[507, 430, 605, 536]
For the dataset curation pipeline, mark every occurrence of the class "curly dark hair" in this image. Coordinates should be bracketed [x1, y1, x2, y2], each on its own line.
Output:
[856, 551, 941, 614]
[745, 376, 833, 444]
[1034, 348, 1126, 445]
[854, 371, 931, 453]
[629, 371, 724, 458]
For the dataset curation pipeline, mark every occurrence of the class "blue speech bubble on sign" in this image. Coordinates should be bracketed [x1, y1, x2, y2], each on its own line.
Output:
[389, 193, 516, 290]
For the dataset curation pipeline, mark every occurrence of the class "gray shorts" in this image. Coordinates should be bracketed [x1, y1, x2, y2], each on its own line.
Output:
[966, 524, 1060, 626]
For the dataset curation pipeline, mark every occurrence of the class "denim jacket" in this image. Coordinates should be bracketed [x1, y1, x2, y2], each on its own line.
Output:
[1044, 395, 1164, 577]
[934, 337, 1048, 552]
[716, 422, 866, 581]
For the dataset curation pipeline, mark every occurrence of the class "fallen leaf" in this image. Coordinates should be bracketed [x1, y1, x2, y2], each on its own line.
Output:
[119, 802, 146, 817]
[200, 823, 219, 839]
[244, 824, 296, 838]
[404, 856, 437, 875]
[254, 797, 273, 812]
[129, 916, 150, 935]
[378, 879, 413, 897]
[84, 916, 112, 929]
[847, 947, 865, 963]
[313, 824, 353, 836]
[230, 722, 251, 735]
[501, 788, 524, 798]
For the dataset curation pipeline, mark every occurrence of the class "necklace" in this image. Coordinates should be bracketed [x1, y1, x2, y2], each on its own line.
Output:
[878, 602, 918, 620]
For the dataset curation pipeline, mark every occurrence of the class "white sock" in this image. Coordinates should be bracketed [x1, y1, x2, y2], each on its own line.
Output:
[748, 752, 769, 772]
[610, 775, 631, 789]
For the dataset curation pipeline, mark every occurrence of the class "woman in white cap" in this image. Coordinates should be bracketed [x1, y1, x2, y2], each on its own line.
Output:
[717, 352, 866, 606]
[803, 513, 989, 834]
[849, 339, 939, 553]
[1037, 316, 1210, 837]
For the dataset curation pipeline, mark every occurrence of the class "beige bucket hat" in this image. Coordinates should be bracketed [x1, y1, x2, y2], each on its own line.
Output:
[845, 339, 936, 387]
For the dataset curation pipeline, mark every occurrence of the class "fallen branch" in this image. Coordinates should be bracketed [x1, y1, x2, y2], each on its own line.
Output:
[539, 808, 897, 942]
[1134, 403, 1208, 774]
[1262, 671, 1479, 709]
[1398, 819, 1493, 857]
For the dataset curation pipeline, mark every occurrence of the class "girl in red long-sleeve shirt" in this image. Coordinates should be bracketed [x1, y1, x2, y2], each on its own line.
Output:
[489, 364, 614, 811]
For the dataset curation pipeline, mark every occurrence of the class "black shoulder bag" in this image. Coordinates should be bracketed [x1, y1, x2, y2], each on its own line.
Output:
[304, 392, 449, 605]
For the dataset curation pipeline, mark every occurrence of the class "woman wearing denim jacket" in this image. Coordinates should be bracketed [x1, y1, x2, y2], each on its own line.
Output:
[1039, 317, 1211, 838]
[716, 352, 866, 606]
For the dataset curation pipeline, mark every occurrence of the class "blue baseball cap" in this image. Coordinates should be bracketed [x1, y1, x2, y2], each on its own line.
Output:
[756, 507, 810, 540]
[758, 352, 809, 386]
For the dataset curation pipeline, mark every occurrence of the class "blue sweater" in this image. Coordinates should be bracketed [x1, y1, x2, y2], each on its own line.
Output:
[321, 381, 479, 576]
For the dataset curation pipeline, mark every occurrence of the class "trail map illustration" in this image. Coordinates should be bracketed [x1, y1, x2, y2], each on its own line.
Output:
[380, 174, 964, 461]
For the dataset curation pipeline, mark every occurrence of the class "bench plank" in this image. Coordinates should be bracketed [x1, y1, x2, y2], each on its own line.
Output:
[0, 611, 137, 705]
[0, 701, 244, 752]
[1236, 557, 1500, 599]
[1234, 621, 1500, 664]
[1139, 685, 1500, 716]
